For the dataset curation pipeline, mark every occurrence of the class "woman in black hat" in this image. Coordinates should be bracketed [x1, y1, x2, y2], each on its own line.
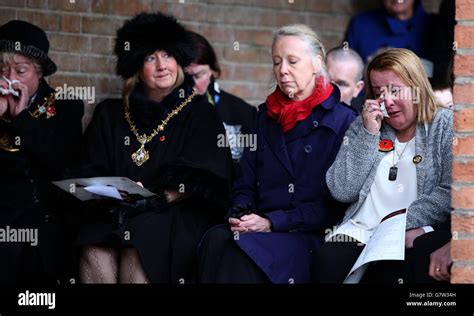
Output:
[0, 20, 84, 285]
[78, 12, 233, 283]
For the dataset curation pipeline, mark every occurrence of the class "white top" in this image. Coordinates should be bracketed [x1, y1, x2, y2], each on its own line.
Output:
[329, 138, 417, 244]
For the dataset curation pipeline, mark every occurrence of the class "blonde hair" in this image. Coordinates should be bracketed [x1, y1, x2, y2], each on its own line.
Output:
[0, 52, 43, 76]
[273, 24, 328, 84]
[123, 65, 185, 108]
[366, 48, 439, 124]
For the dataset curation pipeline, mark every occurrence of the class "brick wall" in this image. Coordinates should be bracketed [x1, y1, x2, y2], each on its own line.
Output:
[0, 0, 441, 117]
[452, 0, 474, 284]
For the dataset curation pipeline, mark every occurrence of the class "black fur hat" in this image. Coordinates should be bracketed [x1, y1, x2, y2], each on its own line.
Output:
[114, 12, 195, 80]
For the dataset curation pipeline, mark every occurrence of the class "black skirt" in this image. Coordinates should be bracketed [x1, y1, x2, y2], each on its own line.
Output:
[198, 224, 269, 284]
[77, 200, 219, 284]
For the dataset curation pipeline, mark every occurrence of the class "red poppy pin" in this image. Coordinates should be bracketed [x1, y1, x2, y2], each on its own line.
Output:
[46, 105, 56, 119]
[159, 135, 166, 142]
[379, 139, 394, 152]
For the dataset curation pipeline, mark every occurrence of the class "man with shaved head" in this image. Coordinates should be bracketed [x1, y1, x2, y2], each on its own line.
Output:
[326, 47, 365, 112]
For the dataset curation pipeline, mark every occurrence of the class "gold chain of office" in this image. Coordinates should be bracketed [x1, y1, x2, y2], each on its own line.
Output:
[124, 90, 197, 166]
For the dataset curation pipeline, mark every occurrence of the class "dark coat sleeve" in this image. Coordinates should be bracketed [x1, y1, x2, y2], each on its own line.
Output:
[81, 100, 117, 177]
[231, 136, 258, 207]
[155, 99, 234, 209]
[265, 200, 346, 232]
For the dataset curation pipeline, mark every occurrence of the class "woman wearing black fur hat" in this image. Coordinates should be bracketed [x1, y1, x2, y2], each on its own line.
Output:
[0, 20, 84, 285]
[77, 12, 233, 283]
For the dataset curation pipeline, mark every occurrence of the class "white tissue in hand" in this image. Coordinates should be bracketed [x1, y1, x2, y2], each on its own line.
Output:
[0, 76, 20, 97]
[0, 87, 19, 97]
[380, 101, 390, 118]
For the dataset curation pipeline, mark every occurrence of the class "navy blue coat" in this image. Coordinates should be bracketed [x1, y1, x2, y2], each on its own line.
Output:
[233, 87, 357, 283]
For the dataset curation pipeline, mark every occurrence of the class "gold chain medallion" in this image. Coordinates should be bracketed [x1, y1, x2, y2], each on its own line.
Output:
[124, 91, 197, 166]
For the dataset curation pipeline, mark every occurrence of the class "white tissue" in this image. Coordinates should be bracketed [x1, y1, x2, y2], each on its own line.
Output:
[0, 76, 20, 97]
[380, 101, 390, 118]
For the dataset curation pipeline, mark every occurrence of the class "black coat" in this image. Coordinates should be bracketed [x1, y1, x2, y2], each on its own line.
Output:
[0, 79, 84, 285]
[208, 81, 257, 177]
[78, 78, 233, 283]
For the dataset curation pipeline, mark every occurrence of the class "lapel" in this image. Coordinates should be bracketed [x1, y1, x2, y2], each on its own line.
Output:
[284, 86, 339, 143]
[283, 110, 320, 143]
[414, 124, 427, 195]
[263, 113, 295, 177]
[261, 85, 339, 178]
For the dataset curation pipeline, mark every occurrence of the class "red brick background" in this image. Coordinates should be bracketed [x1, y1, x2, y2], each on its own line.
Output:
[452, 0, 474, 284]
[0, 0, 442, 112]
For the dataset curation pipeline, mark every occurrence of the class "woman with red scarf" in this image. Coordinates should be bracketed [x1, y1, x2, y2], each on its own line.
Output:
[198, 24, 357, 283]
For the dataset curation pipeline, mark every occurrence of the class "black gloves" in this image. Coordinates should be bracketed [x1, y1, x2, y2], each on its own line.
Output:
[226, 203, 257, 220]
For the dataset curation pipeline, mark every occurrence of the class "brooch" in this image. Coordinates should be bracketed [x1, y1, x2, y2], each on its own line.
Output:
[30, 93, 56, 119]
[413, 155, 422, 164]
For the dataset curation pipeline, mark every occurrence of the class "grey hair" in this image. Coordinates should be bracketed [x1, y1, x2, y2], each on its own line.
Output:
[0, 52, 43, 76]
[326, 47, 365, 81]
[273, 24, 328, 84]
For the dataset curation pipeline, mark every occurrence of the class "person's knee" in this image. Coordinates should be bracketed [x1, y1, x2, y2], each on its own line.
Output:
[120, 247, 139, 263]
[313, 240, 364, 283]
[80, 246, 95, 265]
[80, 245, 112, 265]
[199, 225, 232, 253]
[314, 242, 337, 269]
[312, 242, 338, 282]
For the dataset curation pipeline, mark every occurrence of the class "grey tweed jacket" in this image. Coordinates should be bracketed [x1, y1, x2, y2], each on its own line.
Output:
[326, 107, 453, 230]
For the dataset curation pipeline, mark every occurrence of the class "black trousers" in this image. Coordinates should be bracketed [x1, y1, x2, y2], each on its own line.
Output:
[314, 229, 451, 284]
[313, 235, 365, 283]
[198, 225, 269, 284]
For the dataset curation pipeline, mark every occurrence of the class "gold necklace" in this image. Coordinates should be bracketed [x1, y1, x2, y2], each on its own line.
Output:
[124, 90, 197, 166]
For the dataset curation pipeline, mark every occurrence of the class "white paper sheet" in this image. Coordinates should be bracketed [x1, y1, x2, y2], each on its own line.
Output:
[84, 185, 123, 200]
[344, 210, 406, 283]
[52, 177, 156, 201]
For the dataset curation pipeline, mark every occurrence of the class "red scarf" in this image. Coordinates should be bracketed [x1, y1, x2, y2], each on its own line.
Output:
[266, 77, 333, 133]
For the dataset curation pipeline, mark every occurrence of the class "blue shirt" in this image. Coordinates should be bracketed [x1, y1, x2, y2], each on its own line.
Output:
[346, 0, 432, 62]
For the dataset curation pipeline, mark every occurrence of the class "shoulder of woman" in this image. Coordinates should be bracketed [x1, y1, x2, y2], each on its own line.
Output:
[427, 107, 454, 137]
[325, 102, 359, 132]
[184, 95, 226, 128]
[92, 98, 123, 116]
[333, 101, 359, 119]
[220, 89, 253, 107]
[421, 108, 454, 151]
[187, 94, 215, 115]
[433, 107, 454, 124]
[257, 102, 266, 113]
[54, 99, 85, 117]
